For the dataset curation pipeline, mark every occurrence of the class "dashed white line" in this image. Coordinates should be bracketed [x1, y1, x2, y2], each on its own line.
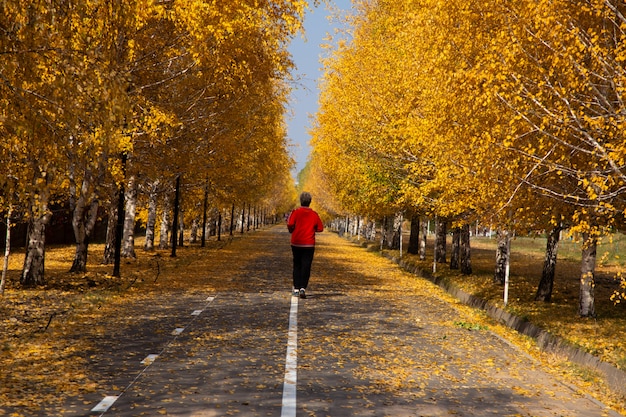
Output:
[91, 396, 118, 413]
[92, 295, 216, 415]
[140, 354, 159, 365]
[281, 295, 299, 417]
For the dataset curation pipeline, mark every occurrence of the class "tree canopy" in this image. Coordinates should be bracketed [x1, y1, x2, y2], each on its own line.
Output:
[309, 0, 626, 316]
[1, 0, 307, 281]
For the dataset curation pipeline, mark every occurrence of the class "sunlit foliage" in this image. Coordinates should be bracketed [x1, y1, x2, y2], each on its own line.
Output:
[0, 0, 306, 278]
[310, 0, 626, 312]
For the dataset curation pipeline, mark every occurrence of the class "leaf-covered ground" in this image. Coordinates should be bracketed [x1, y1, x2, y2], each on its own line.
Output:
[0, 237, 243, 413]
[383, 235, 626, 375]
[0, 227, 625, 416]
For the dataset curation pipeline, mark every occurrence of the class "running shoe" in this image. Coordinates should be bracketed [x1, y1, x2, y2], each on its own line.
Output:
[299, 288, 306, 299]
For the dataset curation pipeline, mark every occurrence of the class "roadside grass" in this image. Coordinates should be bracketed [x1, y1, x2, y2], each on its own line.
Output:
[383, 232, 626, 376]
[468, 235, 626, 363]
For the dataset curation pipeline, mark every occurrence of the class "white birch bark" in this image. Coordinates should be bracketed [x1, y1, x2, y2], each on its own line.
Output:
[494, 229, 511, 284]
[159, 197, 171, 250]
[144, 180, 159, 251]
[419, 218, 427, 261]
[1, 206, 13, 295]
[22, 206, 51, 286]
[122, 175, 137, 258]
[579, 232, 597, 317]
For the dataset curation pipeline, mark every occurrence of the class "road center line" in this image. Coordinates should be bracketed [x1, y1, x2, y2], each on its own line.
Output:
[281, 295, 299, 417]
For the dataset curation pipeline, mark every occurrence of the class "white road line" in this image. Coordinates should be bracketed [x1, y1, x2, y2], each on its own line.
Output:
[91, 396, 118, 413]
[92, 295, 217, 415]
[140, 354, 159, 365]
[281, 295, 299, 417]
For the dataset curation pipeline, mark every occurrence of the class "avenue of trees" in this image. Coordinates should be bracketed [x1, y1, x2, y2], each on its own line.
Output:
[307, 0, 626, 317]
[0, 0, 307, 289]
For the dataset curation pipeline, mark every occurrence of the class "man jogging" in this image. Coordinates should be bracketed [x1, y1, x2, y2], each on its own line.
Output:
[287, 192, 324, 299]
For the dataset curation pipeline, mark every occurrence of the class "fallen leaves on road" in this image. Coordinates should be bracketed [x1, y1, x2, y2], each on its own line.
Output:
[0, 228, 625, 416]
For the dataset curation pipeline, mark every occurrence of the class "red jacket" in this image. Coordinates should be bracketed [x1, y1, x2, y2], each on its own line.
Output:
[287, 207, 324, 247]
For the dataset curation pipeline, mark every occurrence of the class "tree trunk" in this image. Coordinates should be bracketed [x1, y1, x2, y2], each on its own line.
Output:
[450, 227, 460, 269]
[209, 208, 217, 237]
[190, 217, 199, 244]
[494, 229, 511, 284]
[178, 212, 184, 247]
[579, 232, 597, 317]
[21, 212, 51, 287]
[122, 175, 137, 258]
[379, 217, 386, 250]
[105, 154, 127, 264]
[229, 203, 235, 236]
[371, 220, 377, 241]
[171, 175, 180, 257]
[398, 213, 403, 256]
[246, 203, 251, 232]
[144, 181, 158, 251]
[68, 147, 106, 273]
[69, 196, 99, 273]
[338, 218, 345, 237]
[460, 224, 472, 275]
[381, 214, 402, 250]
[217, 211, 222, 241]
[393, 214, 402, 249]
[240, 205, 245, 234]
[419, 218, 427, 260]
[201, 187, 208, 247]
[408, 215, 420, 255]
[435, 217, 447, 263]
[102, 199, 118, 264]
[112, 174, 125, 278]
[2, 206, 13, 295]
[159, 197, 171, 250]
[363, 220, 375, 241]
[535, 225, 562, 302]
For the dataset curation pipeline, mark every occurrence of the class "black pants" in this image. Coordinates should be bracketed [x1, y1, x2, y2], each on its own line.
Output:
[291, 246, 315, 290]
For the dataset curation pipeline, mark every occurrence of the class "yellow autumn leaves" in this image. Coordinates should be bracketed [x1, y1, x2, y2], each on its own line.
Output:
[304, 0, 626, 307]
[0, 0, 306, 241]
[309, 0, 626, 231]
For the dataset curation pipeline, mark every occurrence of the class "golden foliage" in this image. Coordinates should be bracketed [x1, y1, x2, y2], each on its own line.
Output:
[308, 0, 626, 315]
[310, 0, 626, 232]
[0, 0, 305, 243]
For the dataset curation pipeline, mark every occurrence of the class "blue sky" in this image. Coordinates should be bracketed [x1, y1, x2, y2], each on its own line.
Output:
[287, 0, 353, 178]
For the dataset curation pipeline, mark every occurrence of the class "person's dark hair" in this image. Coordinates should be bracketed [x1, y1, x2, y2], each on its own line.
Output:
[300, 192, 312, 207]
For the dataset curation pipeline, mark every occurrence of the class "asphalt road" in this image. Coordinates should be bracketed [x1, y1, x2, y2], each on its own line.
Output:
[52, 226, 621, 417]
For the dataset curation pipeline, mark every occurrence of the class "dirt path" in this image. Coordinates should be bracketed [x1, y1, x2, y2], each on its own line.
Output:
[40, 226, 622, 416]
